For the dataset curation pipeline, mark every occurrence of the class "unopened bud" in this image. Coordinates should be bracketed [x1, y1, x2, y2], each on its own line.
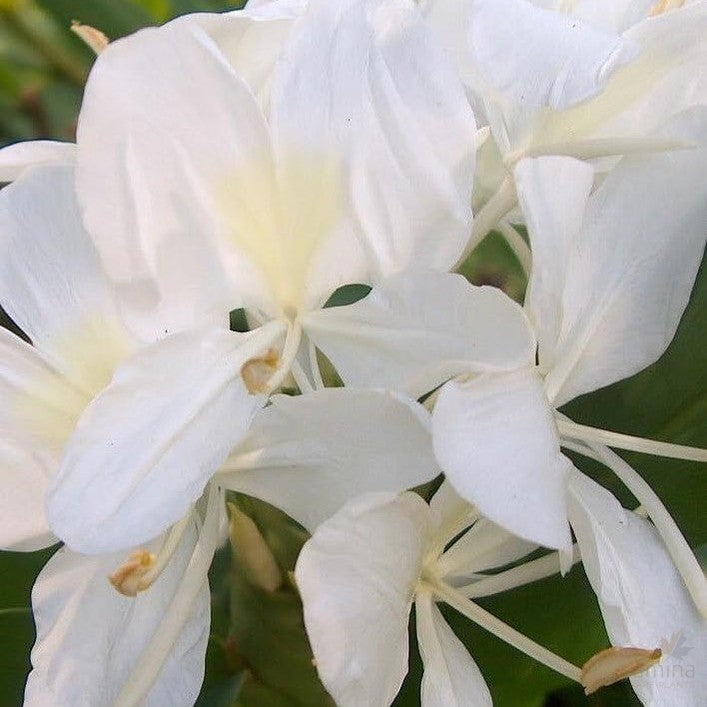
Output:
[71, 22, 109, 54]
[581, 646, 662, 695]
[108, 550, 155, 597]
[241, 348, 279, 394]
[229, 503, 282, 593]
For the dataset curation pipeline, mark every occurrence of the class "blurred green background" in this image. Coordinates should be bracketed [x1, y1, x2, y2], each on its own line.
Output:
[0, 1, 703, 705]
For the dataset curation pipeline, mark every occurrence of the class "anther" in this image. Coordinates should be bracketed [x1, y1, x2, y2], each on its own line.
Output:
[581, 646, 662, 695]
[108, 550, 156, 597]
[241, 348, 280, 394]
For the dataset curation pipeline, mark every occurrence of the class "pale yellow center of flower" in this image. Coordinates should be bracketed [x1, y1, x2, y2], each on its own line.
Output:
[217, 150, 342, 315]
[14, 317, 131, 448]
[581, 646, 662, 695]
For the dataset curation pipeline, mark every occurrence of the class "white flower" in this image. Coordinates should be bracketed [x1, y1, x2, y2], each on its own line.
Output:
[424, 0, 707, 253]
[295, 483, 650, 706]
[45, 0, 480, 555]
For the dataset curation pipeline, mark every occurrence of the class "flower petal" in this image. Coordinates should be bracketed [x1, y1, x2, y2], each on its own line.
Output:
[25, 523, 209, 707]
[521, 109, 707, 405]
[303, 272, 536, 398]
[416, 590, 492, 707]
[465, 0, 636, 110]
[0, 329, 83, 550]
[515, 155, 594, 372]
[0, 140, 75, 181]
[433, 368, 572, 550]
[0, 165, 132, 394]
[567, 471, 707, 706]
[222, 388, 437, 531]
[270, 0, 477, 284]
[48, 322, 284, 553]
[295, 492, 432, 707]
[76, 15, 277, 320]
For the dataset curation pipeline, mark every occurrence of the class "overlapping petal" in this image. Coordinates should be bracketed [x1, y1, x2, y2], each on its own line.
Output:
[518, 109, 707, 406]
[464, 0, 636, 110]
[296, 492, 432, 707]
[222, 388, 437, 531]
[303, 272, 536, 398]
[0, 165, 132, 394]
[416, 590, 492, 707]
[568, 471, 707, 706]
[25, 524, 209, 707]
[0, 140, 75, 182]
[433, 368, 573, 550]
[48, 321, 285, 553]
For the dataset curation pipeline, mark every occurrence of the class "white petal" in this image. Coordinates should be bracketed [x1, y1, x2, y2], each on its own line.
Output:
[433, 368, 572, 550]
[526, 110, 707, 405]
[48, 322, 284, 553]
[515, 155, 594, 372]
[0, 330, 79, 550]
[567, 471, 707, 707]
[465, 0, 636, 109]
[295, 492, 432, 707]
[303, 272, 536, 398]
[76, 16, 276, 320]
[25, 523, 209, 707]
[222, 388, 437, 531]
[438, 519, 537, 580]
[0, 165, 133, 394]
[0, 140, 75, 181]
[270, 0, 477, 281]
[416, 590, 492, 707]
[536, 4, 707, 157]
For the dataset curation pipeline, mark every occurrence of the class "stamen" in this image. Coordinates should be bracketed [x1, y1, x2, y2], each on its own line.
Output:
[108, 550, 156, 597]
[70, 22, 109, 54]
[504, 136, 688, 167]
[557, 418, 707, 462]
[497, 220, 532, 276]
[114, 484, 222, 707]
[241, 348, 280, 394]
[458, 546, 580, 599]
[108, 510, 194, 596]
[581, 646, 662, 695]
[430, 579, 583, 683]
[261, 321, 303, 393]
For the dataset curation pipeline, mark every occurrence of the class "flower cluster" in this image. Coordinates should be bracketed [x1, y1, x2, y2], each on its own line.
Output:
[0, 0, 705, 705]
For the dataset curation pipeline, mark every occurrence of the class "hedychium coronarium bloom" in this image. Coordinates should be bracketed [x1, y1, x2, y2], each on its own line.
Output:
[421, 0, 707, 258]
[295, 483, 675, 706]
[0, 162, 222, 704]
[42, 0, 483, 559]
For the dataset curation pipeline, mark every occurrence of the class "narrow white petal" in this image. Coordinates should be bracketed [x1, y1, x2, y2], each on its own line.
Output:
[416, 590, 492, 707]
[303, 272, 535, 398]
[48, 322, 284, 553]
[25, 523, 209, 707]
[223, 388, 437, 531]
[568, 471, 707, 706]
[515, 156, 594, 373]
[438, 519, 537, 580]
[0, 140, 75, 181]
[433, 369, 572, 550]
[537, 109, 707, 405]
[296, 492, 432, 707]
